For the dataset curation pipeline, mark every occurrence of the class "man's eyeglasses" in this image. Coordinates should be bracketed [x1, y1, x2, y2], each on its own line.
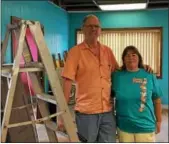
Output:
[84, 25, 100, 29]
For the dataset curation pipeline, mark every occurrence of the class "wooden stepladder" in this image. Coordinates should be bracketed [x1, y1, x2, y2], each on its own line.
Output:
[1, 20, 79, 142]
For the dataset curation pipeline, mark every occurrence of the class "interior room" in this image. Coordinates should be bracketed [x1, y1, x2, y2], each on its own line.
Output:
[1, 0, 168, 142]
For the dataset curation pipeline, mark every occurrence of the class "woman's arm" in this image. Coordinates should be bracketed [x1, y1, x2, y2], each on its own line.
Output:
[153, 98, 162, 134]
[151, 74, 163, 134]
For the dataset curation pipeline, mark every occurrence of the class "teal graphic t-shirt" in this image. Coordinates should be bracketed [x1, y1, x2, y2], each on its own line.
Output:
[111, 68, 163, 133]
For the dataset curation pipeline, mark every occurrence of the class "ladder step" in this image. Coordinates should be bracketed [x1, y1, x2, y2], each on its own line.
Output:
[24, 62, 44, 68]
[36, 93, 57, 105]
[1, 103, 37, 112]
[1, 67, 44, 74]
[7, 111, 65, 128]
[19, 67, 44, 72]
[2, 62, 43, 68]
[1, 73, 12, 78]
[2, 63, 13, 66]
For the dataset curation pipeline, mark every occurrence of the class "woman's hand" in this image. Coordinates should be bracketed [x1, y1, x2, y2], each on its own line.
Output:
[156, 121, 161, 134]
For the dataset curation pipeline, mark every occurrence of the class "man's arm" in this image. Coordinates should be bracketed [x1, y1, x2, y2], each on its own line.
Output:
[143, 64, 153, 73]
[108, 47, 120, 71]
[57, 46, 79, 131]
[63, 77, 73, 103]
[57, 77, 73, 132]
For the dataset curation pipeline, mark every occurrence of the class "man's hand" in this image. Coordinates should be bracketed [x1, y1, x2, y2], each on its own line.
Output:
[144, 65, 153, 73]
[156, 121, 161, 134]
[57, 116, 66, 132]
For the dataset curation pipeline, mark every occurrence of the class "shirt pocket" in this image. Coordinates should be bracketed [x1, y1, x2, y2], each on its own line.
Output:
[101, 62, 111, 78]
[100, 49, 112, 77]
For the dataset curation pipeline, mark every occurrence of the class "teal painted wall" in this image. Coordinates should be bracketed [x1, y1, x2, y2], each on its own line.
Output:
[1, 1, 168, 104]
[1, 1, 69, 92]
[1, 1, 69, 63]
[69, 9, 168, 104]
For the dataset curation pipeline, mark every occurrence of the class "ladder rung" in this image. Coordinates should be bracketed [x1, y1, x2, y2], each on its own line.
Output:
[1, 103, 37, 113]
[1, 62, 46, 74]
[1, 73, 12, 78]
[1, 67, 11, 73]
[19, 67, 44, 72]
[36, 93, 57, 105]
[7, 111, 65, 128]
[2, 62, 43, 68]
[2, 63, 13, 66]
[1, 67, 43, 74]
[24, 62, 44, 68]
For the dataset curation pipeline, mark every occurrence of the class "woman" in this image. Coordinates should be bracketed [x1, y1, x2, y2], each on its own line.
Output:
[112, 45, 163, 142]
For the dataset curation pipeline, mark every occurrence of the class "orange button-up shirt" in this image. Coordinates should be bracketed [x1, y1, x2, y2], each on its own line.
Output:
[62, 41, 118, 114]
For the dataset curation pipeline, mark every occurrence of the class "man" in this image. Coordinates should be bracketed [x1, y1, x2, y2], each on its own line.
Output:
[59, 14, 118, 142]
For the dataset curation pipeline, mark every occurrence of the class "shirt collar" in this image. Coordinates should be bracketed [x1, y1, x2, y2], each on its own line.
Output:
[81, 41, 106, 52]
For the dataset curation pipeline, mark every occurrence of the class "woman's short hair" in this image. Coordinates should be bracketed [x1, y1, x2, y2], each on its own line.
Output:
[121, 45, 144, 70]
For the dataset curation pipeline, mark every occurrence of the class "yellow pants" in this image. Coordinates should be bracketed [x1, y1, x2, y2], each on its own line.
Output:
[117, 128, 155, 142]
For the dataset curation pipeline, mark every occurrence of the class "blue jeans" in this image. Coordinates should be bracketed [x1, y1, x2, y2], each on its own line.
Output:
[75, 111, 116, 142]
